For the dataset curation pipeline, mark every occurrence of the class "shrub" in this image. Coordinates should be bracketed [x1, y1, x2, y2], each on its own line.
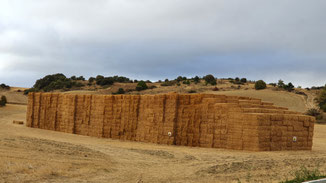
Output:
[269, 83, 277, 87]
[182, 80, 190, 85]
[284, 82, 295, 92]
[305, 108, 321, 117]
[0, 83, 10, 90]
[203, 74, 217, 85]
[77, 76, 85, 81]
[212, 87, 219, 91]
[317, 86, 326, 112]
[161, 81, 176, 86]
[278, 79, 285, 88]
[240, 78, 247, 83]
[255, 80, 267, 90]
[116, 88, 125, 94]
[136, 81, 148, 91]
[88, 77, 95, 83]
[193, 76, 200, 84]
[0, 96, 7, 107]
[148, 85, 157, 89]
[235, 77, 240, 82]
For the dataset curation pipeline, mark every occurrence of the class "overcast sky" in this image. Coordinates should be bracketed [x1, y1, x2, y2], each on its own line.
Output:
[0, 0, 325, 87]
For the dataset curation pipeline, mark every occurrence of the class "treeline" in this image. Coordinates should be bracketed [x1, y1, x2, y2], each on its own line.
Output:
[0, 83, 10, 90]
[25, 73, 242, 94]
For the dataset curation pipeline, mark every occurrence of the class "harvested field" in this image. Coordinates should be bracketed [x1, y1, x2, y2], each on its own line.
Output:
[0, 104, 326, 182]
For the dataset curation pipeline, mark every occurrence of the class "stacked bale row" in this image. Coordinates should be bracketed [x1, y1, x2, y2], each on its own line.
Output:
[26, 92, 315, 151]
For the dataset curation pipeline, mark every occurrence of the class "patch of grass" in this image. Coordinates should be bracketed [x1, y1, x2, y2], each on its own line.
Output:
[281, 166, 326, 183]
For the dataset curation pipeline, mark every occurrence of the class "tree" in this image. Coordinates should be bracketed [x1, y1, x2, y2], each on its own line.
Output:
[203, 74, 217, 85]
[285, 82, 294, 92]
[77, 76, 85, 81]
[240, 78, 247, 83]
[176, 76, 183, 82]
[136, 81, 148, 91]
[235, 77, 240, 82]
[0, 96, 7, 107]
[278, 80, 285, 88]
[88, 77, 95, 83]
[193, 76, 200, 84]
[317, 86, 326, 112]
[0, 83, 10, 90]
[117, 88, 125, 94]
[255, 80, 267, 90]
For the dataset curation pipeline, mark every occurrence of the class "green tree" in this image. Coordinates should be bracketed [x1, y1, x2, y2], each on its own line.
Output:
[0, 96, 7, 107]
[203, 74, 217, 85]
[255, 80, 267, 90]
[240, 78, 247, 83]
[117, 88, 125, 94]
[136, 81, 148, 91]
[278, 79, 285, 88]
[317, 86, 326, 112]
[193, 76, 200, 84]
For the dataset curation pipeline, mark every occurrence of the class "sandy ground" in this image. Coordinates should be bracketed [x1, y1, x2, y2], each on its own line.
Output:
[0, 104, 326, 183]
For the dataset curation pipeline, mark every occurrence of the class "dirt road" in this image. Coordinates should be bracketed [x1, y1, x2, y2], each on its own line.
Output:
[1, 104, 326, 183]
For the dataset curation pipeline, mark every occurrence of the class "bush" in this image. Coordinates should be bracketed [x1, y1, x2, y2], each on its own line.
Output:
[212, 87, 219, 91]
[255, 80, 267, 90]
[77, 76, 85, 81]
[0, 83, 10, 90]
[161, 81, 176, 86]
[240, 78, 247, 83]
[182, 80, 190, 85]
[88, 77, 95, 83]
[305, 108, 321, 117]
[0, 96, 7, 107]
[116, 88, 125, 94]
[203, 74, 217, 85]
[193, 76, 200, 84]
[269, 83, 277, 87]
[148, 85, 157, 89]
[136, 81, 148, 91]
[317, 86, 326, 112]
[278, 79, 285, 88]
[284, 82, 295, 92]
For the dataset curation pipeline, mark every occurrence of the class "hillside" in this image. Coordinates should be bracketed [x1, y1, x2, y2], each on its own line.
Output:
[0, 87, 28, 105]
[0, 79, 318, 113]
[62, 80, 316, 113]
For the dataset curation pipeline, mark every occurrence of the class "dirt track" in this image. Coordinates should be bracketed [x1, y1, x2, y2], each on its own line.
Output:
[1, 104, 326, 183]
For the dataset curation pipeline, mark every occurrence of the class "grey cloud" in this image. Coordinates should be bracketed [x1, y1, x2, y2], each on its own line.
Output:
[0, 0, 325, 87]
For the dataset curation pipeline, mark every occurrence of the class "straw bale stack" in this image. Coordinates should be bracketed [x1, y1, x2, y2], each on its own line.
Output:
[26, 92, 315, 151]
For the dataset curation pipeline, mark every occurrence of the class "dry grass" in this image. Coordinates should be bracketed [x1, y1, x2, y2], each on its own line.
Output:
[0, 104, 326, 182]
[0, 87, 28, 105]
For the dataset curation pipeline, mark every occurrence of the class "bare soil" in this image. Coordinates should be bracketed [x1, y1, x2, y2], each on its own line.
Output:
[0, 104, 326, 183]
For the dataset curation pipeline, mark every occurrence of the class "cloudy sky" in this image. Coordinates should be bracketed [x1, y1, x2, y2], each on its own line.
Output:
[0, 0, 325, 87]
